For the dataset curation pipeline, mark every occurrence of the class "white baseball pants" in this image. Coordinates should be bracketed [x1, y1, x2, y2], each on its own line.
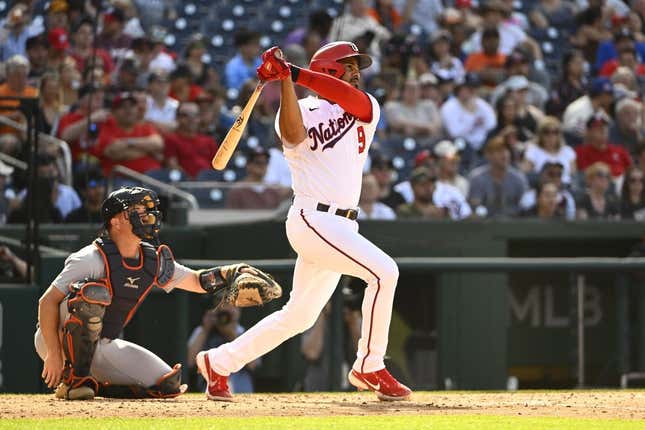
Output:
[208, 196, 399, 375]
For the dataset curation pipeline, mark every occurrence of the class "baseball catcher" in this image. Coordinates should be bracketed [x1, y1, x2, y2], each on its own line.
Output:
[34, 186, 281, 400]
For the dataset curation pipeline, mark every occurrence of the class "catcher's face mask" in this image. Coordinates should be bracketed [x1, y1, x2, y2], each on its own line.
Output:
[127, 193, 162, 241]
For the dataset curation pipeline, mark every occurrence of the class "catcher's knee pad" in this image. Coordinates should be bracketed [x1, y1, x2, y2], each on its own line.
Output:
[63, 280, 112, 390]
[97, 364, 186, 399]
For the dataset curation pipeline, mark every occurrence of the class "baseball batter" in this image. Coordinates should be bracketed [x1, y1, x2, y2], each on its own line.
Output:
[35, 186, 280, 400]
[197, 42, 411, 401]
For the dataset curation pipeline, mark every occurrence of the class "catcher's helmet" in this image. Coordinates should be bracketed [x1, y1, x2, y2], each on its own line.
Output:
[101, 186, 162, 242]
[309, 41, 372, 77]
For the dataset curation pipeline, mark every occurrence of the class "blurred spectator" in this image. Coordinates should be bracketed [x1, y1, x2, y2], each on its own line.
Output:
[418, 73, 443, 107]
[521, 116, 577, 185]
[328, 0, 390, 61]
[396, 167, 446, 219]
[148, 27, 176, 73]
[391, 0, 444, 35]
[70, 18, 114, 76]
[468, 137, 528, 218]
[576, 113, 633, 183]
[145, 71, 178, 133]
[196, 89, 234, 142]
[464, 27, 506, 87]
[462, 1, 542, 59]
[384, 78, 442, 139]
[440, 74, 496, 162]
[358, 173, 396, 220]
[96, 92, 163, 175]
[367, 0, 403, 32]
[59, 57, 81, 106]
[490, 51, 549, 110]
[129, 37, 155, 87]
[187, 304, 257, 393]
[562, 77, 614, 138]
[520, 161, 576, 220]
[96, 8, 132, 60]
[64, 170, 106, 223]
[570, 6, 612, 63]
[0, 4, 34, 61]
[576, 162, 620, 220]
[169, 64, 203, 102]
[595, 28, 645, 75]
[284, 9, 333, 47]
[58, 83, 108, 166]
[111, 58, 140, 93]
[8, 176, 63, 224]
[25, 34, 49, 84]
[370, 154, 406, 210]
[428, 30, 465, 84]
[610, 98, 643, 156]
[115, 0, 145, 39]
[529, 0, 576, 32]
[0, 134, 22, 160]
[620, 167, 645, 220]
[181, 34, 219, 88]
[163, 102, 218, 178]
[0, 55, 38, 138]
[393, 149, 438, 202]
[226, 148, 284, 209]
[301, 299, 361, 391]
[0, 245, 27, 280]
[37, 73, 68, 136]
[636, 143, 645, 170]
[45, 0, 69, 32]
[545, 50, 587, 118]
[434, 140, 469, 197]
[599, 43, 645, 78]
[264, 144, 292, 189]
[0, 161, 15, 224]
[46, 27, 71, 72]
[520, 182, 564, 220]
[17, 154, 81, 219]
[225, 29, 262, 91]
[488, 92, 533, 145]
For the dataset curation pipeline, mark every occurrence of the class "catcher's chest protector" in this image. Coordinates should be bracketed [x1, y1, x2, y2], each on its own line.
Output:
[94, 238, 158, 339]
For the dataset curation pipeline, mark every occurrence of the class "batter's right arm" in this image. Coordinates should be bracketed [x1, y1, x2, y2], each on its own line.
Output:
[38, 286, 66, 388]
[278, 73, 306, 145]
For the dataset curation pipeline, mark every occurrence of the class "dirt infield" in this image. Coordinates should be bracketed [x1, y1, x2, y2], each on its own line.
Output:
[1, 391, 644, 420]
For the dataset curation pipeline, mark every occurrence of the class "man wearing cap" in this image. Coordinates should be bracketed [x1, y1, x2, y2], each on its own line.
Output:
[144, 71, 178, 133]
[164, 102, 217, 178]
[96, 92, 163, 175]
[440, 73, 497, 161]
[65, 169, 107, 223]
[434, 140, 469, 197]
[563, 77, 615, 138]
[225, 148, 285, 209]
[396, 166, 472, 220]
[96, 8, 132, 60]
[46, 27, 71, 71]
[576, 113, 633, 182]
[58, 84, 109, 165]
[468, 136, 528, 218]
[328, 0, 390, 61]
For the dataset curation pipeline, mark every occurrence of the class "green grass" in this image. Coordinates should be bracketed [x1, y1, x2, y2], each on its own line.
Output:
[1, 416, 642, 430]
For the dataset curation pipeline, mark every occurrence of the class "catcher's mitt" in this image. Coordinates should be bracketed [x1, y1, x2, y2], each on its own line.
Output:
[200, 263, 283, 307]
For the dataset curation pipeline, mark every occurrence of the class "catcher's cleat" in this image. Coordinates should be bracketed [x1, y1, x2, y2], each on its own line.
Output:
[348, 368, 412, 401]
[54, 383, 96, 400]
[196, 351, 233, 402]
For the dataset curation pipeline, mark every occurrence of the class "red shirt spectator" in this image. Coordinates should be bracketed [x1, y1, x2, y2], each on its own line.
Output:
[576, 114, 632, 178]
[57, 84, 108, 163]
[96, 92, 163, 175]
[163, 102, 218, 178]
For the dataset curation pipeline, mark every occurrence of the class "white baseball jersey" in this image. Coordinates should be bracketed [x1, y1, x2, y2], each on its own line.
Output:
[274, 94, 380, 209]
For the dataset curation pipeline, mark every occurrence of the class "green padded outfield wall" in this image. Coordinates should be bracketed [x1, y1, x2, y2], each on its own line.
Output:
[0, 221, 643, 393]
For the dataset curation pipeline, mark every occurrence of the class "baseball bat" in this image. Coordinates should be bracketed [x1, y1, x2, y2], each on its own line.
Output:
[211, 81, 266, 170]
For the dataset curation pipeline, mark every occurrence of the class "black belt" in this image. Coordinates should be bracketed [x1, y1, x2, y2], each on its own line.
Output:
[316, 203, 358, 220]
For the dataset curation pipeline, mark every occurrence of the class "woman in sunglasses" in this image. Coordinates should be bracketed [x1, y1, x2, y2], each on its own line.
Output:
[620, 167, 645, 220]
[521, 116, 576, 185]
[576, 162, 620, 220]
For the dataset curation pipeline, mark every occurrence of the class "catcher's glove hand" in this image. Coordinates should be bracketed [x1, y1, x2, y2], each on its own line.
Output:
[199, 263, 282, 307]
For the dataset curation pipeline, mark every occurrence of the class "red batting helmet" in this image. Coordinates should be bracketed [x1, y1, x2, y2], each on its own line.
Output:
[309, 41, 372, 77]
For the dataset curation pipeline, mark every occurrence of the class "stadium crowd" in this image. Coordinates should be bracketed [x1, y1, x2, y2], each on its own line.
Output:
[0, 0, 644, 222]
